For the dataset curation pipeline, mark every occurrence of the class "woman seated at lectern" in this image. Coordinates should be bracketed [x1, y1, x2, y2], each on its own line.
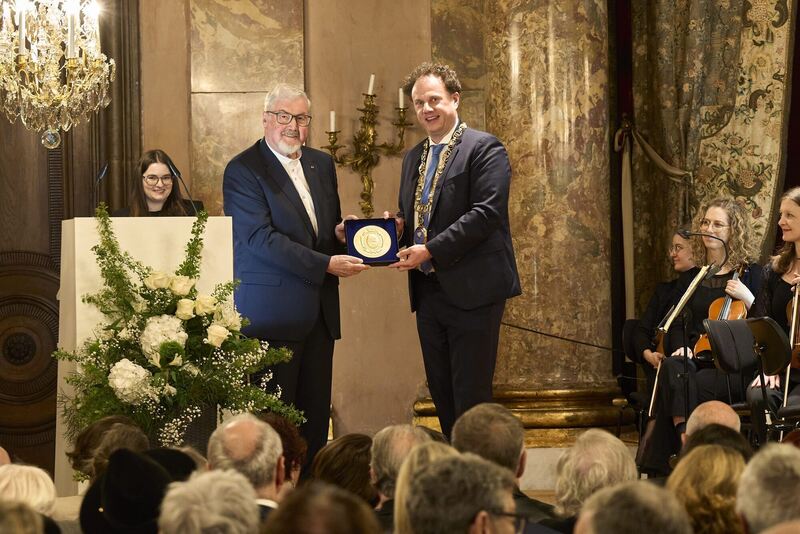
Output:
[114, 149, 203, 216]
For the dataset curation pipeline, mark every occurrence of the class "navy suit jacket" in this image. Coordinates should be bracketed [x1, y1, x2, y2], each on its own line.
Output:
[399, 127, 521, 311]
[223, 139, 343, 341]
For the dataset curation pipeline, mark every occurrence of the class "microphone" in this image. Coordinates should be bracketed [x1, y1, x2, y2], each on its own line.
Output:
[165, 160, 199, 216]
[93, 162, 109, 211]
[677, 228, 728, 279]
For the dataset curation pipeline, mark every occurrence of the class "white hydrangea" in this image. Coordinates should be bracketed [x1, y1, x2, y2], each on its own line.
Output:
[108, 359, 157, 405]
[140, 314, 188, 359]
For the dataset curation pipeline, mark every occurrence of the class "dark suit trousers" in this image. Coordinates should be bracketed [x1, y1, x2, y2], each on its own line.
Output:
[413, 273, 505, 438]
[264, 311, 334, 473]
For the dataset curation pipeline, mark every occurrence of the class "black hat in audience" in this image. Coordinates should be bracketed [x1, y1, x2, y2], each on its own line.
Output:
[80, 447, 194, 534]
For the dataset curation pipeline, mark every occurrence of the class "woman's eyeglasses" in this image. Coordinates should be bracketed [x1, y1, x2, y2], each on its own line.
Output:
[143, 175, 174, 186]
[699, 219, 729, 231]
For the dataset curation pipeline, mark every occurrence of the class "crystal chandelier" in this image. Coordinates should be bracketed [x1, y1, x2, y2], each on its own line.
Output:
[0, 0, 115, 148]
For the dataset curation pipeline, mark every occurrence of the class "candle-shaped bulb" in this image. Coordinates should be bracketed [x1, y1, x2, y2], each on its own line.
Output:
[15, 0, 26, 55]
[65, 0, 79, 59]
[398, 88, 404, 108]
[329, 110, 336, 132]
[367, 73, 375, 95]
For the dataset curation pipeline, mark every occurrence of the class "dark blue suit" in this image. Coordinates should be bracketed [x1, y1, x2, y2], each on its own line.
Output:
[223, 139, 343, 467]
[398, 126, 521, 437]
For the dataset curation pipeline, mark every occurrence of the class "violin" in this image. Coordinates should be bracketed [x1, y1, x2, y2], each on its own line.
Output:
[693, 267, 746, 362]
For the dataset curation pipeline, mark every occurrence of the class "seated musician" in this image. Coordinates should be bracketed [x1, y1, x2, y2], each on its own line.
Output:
[640, 198, 761, 475]
[748, 187, 800, 443]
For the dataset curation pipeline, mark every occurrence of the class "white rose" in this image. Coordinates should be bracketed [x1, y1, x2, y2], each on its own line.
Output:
[214, 301, 242, 331]
[194, 294, 217, 315]
[206, 324, 230, 348]
[140, 314, 188, 358]
[175, 299, 195, 320]
[170, 276, 196, 296]
[163, 384, 177, 397]
[144, 271, 171, 290]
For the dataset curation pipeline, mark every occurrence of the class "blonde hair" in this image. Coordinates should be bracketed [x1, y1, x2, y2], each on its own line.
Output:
[0, 464, 57, 515]
[553, 429, 637, 517]
[393, 441, 458, 534]
[667, 444, 745, 534]
[691, 197, 758, 269]
[771, 187, 800, 273]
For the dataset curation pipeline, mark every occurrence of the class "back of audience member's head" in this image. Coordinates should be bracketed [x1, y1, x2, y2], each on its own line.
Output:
[667, 444, 745, 534]
[0, 464, 57, 515]
[394, 441, 458, 534]
[207, 413, 283, 493]
[781, 428, 800, 449]
[406, 453, 515, 534]
[575, 480, 692, 534]
[91, 422, 150, 480]
[262, 481, 381, 534]
[371, 424, 431, 500]
[737, 444, 800, 533]
[682, 423, 753, 461]
[159, 469, 259, 534]
[259, 412, 308, 485]
[66, 415, 138, 477]
[0, 444, 11, 466]
[553, 428, 637, 518]
[309, 433, 378, 506]
[0, 500, 44, 534]
[178, 445, 208, 470]
[451, 402, 524, 475]
[686, 400, 741, 436]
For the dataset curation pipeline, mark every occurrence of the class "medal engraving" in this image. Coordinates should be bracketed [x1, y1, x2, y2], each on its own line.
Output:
[353, 225, 392, 258]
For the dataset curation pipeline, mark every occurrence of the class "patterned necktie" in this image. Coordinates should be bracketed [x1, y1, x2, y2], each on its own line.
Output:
[415, 143, 445, 273]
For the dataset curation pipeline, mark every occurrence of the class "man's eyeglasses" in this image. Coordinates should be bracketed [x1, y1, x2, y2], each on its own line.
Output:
[488, 510, 528, 534]
[699, 219, 729, 231]
[143, 175, 174, 186]
[266, 110, 312, 127]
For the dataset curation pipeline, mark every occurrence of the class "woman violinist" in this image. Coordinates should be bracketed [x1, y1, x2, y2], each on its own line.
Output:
[641, 197, 761, 475]
[748, 187, 800, 443]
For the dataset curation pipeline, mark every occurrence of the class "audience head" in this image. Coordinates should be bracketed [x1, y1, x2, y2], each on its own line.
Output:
[131, 149, 187, 216]
[177, 445, 208, 470]
[66, 414, 138, 478]
[417, 425, 449, 443]
[553, 429, 637, 518]
[780, 428, 800, 449]
[575, 480, 692, 534]
[737, 444, 800, 533]
[259, 412, 308, 485]
[452, 403, 525, 476]
[685, 400, 741, 441]
[370, 424, 431, 501]
[0, 464, 57, 515]
[262, 481, 381, 534]
[0, 500, 44, 534]
[91, 422, 150, 480]
[406, 453, 516, 534]
[158, 469, 259, 534]
[310, 433, 378, 506]
[394, 441, 458, 534]
[80, 447, 195, 534]
[207, 413, 284, 498]
[682, 423, 753, 462]
[0, 444, 11, 466]
[667, 444, 745, 534]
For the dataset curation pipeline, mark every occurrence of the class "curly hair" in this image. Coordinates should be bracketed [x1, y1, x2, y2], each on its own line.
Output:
[667, 444, 745, 534]
[690, 197, 759, 269]
[401, 62, 462, 97]
[771, 187, 800, 273]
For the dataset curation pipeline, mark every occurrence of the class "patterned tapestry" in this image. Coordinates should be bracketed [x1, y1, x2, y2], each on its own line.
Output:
[631, 0, 793, 313]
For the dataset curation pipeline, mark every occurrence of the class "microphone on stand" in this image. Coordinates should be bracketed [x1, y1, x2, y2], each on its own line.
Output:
[165, 160, 199, 216]
[677, 228, 729, 279]
[93, 162, 109, 212]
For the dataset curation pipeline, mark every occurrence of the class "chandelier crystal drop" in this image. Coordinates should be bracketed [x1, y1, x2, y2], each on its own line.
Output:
[0, 0, 115, 148]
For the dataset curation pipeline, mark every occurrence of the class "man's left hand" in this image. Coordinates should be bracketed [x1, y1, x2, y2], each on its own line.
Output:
[335, 215, 358, 244]
[388, 245, 431, 271]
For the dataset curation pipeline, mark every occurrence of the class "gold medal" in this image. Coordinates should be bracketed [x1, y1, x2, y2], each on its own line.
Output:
[353, 225, 392, 258]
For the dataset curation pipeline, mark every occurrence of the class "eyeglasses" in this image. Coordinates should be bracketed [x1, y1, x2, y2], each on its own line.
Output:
[142, 174, 174, 186]
[266, 110, 312, 127]
[487, 510, 528, 534]
[669, 244, 686, 254]
[699, 219, 729, 231]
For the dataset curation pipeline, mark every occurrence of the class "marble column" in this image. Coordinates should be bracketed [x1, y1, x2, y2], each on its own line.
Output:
[417, 0, 631, 446]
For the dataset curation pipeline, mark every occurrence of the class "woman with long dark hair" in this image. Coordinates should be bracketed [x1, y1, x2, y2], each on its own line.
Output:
[115, 149, 201, 216]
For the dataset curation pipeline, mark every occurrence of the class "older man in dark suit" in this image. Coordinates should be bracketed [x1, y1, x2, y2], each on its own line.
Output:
[390, 63, 521, 438]
[223, 84, 367, 468]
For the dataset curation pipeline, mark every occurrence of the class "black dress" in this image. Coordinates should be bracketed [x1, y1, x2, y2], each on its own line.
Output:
[112, 199, 204, 217]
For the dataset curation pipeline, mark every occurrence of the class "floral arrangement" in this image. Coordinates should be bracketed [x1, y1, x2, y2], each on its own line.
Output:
[55, 205, 302, 449]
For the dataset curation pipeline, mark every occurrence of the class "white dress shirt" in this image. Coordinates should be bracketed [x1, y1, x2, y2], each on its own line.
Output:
[266, 142, 319, 235]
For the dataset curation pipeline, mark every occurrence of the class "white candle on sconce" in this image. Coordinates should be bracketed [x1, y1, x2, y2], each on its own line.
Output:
[15, 0, 26, 55]
[65, 0, 79, 59]
[367, 73, 375, 95]
[329, 110, 335, 132]
[398, 88, 404, 108]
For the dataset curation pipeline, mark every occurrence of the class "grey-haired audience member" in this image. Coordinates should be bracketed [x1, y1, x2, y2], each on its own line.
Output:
[370, 424, 431, 532]
[406, 453, 517, 534]
[574, 481, 692, 534]
[0, 500, 44, 534]
[452, 403, 554, 521]
[736, 444, 800, 533]
[207, 413, 284, 519]
[158, 469, 260, 534]
[0, 464, 57, 515]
